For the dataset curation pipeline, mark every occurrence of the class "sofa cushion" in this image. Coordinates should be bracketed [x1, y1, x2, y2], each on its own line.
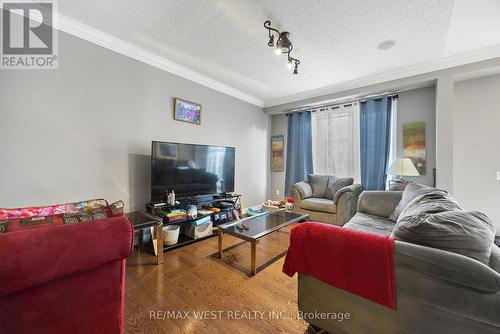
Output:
[308, 175, 330, 198]
[0, 215, 133, 297]
[392, 210, 496, 265]
[300, 198, 336, 214]
[398, 190, 462, 220]
[344, 212, 395, 236]
[388, 182, 435, 222]
[325, 176, 354, 200]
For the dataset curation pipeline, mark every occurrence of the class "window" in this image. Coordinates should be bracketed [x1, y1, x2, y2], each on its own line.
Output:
[311, 98, 398, 188]
[311, 103, 361, 182]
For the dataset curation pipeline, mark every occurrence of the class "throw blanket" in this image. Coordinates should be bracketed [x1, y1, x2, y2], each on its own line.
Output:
[283, 222, 395, 308]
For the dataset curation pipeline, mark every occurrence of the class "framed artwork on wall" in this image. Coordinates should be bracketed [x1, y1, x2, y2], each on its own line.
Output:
[403, 121, 426, 175]
[173, 97, 202, 125]
[271, 135, 285, 172]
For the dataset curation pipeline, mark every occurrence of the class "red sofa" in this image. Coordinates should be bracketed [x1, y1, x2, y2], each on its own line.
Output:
[0, 215, 133, 334]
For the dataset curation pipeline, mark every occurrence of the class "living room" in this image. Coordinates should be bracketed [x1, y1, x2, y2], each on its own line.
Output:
[1, 1, 499, 333]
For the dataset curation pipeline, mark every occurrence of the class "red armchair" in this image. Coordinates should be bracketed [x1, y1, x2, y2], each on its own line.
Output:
[0, 215, 133, 334]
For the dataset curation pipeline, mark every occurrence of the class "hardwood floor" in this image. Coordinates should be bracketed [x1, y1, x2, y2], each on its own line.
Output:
[124, 224, 313, 334]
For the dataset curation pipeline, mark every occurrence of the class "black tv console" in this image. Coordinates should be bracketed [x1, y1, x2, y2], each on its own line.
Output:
[146, 193, 242, 252]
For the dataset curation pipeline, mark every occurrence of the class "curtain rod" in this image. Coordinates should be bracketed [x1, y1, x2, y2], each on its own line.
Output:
[285, 93, 399, 116]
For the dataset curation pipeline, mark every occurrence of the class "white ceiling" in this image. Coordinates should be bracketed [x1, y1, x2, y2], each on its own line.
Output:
[57, 0, 500, 107]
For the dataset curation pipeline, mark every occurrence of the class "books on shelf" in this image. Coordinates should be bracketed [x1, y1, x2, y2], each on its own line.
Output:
[163, 209, 188, 222]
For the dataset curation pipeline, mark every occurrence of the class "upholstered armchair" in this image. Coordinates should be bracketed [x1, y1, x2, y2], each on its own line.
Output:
[292, 175, 362, 226]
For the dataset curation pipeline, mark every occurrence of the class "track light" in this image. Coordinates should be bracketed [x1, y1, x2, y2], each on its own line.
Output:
[276, 32, 292, 54]
[287, 54, 300, 74]
[267, 35, 274, 47]
[264, 20, 301, 74]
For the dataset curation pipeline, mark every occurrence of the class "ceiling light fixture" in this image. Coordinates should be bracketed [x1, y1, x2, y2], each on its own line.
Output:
[264, 20, 301, 74]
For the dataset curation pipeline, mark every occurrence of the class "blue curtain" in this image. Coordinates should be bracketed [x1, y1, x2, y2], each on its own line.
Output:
[360, 97, 392, 190]
[285, 111, 313, 196]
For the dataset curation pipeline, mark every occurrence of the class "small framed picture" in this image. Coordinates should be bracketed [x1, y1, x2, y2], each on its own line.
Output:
[173, 97, 202, 125]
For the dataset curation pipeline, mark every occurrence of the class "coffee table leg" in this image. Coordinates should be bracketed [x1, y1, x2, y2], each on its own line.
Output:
[218, 228, 223, 259]
[250, 240, 257, 276]
[156, 222, 164, 265]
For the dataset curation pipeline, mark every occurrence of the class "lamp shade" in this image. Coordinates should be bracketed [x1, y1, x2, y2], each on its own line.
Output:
[387, 158, 420, 176]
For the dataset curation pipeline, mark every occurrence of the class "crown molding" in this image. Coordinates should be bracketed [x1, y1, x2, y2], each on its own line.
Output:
[52, 13, 264, 107]
[263, 44, 500, 108]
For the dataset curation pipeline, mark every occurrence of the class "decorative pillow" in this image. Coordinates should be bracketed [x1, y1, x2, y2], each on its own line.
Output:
[325, 176, 354, 200]
[308, 174, 330, 198]
[392, 210, 496, 265]
[397, 190, 462, 220]
[388, 182, 435, 222]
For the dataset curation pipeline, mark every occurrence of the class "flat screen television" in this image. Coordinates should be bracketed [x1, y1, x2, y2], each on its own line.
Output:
[151, 141, 235, 202]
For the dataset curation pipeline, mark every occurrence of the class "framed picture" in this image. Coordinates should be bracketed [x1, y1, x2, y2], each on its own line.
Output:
[403, 122, 426, 175]
[173, 97, 202, 125]
[271, 135, 284, 172]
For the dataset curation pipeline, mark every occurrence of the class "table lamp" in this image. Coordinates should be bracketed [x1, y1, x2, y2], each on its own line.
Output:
[388, 158, 420, 179]
[387, 158, 420, 190]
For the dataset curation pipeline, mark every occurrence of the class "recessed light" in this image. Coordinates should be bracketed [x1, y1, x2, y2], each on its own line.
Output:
[377, 39, 397, 50]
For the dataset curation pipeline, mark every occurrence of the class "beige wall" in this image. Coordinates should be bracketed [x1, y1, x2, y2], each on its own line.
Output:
[0, 31, 269, 211]
[453, 74, 500, 230]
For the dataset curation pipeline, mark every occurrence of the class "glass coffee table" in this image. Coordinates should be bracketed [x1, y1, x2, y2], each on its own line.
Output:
[217, 211, 309, 276]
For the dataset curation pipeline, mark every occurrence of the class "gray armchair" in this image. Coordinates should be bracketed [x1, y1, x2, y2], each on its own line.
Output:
[291, 175, 362, 226]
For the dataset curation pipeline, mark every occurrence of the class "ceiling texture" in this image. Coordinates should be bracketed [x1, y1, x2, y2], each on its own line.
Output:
[57, 0, 500, 107]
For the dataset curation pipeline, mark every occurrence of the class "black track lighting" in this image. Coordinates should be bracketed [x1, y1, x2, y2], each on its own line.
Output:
[264, 20, 301, 74]
[268, 34, 274, 47]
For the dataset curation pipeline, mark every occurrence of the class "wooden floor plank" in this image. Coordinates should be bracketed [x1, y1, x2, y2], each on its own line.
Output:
[125, 224, 314, 334]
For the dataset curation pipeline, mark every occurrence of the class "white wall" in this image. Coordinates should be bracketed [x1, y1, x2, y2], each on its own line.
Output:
[397, 87, 436, 186]
[0, 31, 269, 211]
[269, 87, 437, 196]
[453, 74, 500, 229]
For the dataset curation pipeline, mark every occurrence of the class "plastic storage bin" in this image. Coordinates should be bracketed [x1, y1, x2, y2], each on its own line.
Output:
[163, 225, 180, 245]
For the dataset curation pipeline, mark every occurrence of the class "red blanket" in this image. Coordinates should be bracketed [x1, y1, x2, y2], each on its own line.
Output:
[283, 222, 395, 308]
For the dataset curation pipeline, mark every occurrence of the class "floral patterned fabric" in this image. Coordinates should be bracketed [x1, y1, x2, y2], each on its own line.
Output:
[0, 199, 123, 233]
[0, 199, 108, 220]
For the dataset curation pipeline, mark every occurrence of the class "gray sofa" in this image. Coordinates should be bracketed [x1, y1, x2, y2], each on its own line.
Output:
[298, 188, 500, 334]
[292, 175, 362, 226]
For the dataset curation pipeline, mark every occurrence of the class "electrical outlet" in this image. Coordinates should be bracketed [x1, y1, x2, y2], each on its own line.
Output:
[276, 189, 280, 196]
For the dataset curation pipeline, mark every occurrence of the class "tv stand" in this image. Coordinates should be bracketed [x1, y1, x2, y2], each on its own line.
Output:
[146, 193, 242, 252]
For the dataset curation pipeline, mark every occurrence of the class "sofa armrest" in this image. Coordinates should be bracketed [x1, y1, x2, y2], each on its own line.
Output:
[334, 184, 362, 226]
[395, 240, 500, 292]
[357, 191, 402, 218]
[292, 181, 313, 203]
[0, 216, 133, 297]
[333, 184, 362, 204]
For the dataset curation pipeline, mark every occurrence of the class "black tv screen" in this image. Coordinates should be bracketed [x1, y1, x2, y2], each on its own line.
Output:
[151, 141, 235, 202]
